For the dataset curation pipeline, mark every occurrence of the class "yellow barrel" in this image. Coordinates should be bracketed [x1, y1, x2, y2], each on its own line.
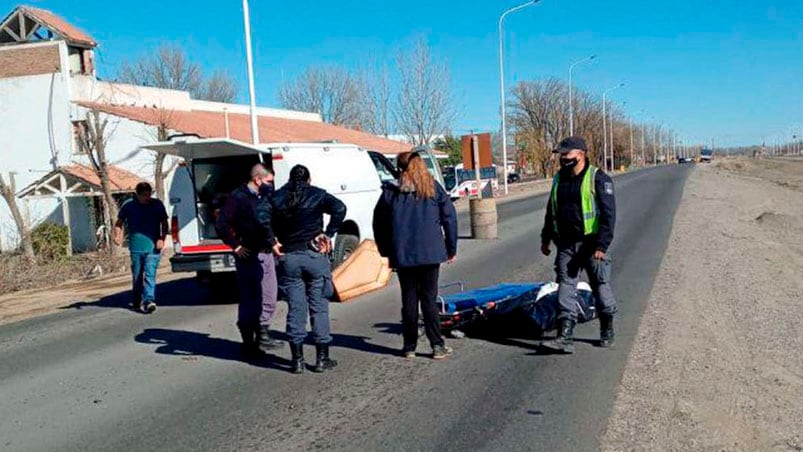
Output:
[469, 198, 498, 239]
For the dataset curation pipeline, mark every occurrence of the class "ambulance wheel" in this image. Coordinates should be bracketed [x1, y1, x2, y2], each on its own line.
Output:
[332, 234, 359, 268]
[197, 271, 236, 304]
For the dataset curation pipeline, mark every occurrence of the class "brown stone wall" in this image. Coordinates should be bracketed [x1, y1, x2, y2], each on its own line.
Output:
[0, 44, 61, 79]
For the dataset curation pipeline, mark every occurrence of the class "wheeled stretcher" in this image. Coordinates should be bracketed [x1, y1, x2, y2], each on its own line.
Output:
[437, 281, 599, 337]
[437, 282, 545, 335]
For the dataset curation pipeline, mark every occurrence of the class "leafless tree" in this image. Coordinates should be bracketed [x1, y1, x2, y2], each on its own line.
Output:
[118, 44, 237, 103]
[393, 38, 455, 146]
[0, 173, 34, 262]
[278, 67, 366, 126]
[363, 65, 393, 137]
[200, 70, 239, 103]
[507, 76, 681, 175]
[118, 45, 231, 200]
[75, 109, 120, 257]
[509, 78, 569, 177]
[152, 109, 179, 201]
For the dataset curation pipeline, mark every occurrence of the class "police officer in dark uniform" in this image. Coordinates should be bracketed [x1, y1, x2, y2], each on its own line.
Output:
[540, 136, 618, 354]
[216, 163, 283, 359]
[257, 164, 346, 374]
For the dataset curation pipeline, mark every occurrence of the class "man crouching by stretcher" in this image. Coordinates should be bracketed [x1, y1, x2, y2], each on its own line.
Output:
[540, 136, 618, 354]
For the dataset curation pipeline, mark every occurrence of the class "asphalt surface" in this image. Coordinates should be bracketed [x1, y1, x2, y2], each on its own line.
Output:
[0, 165, 692, 452]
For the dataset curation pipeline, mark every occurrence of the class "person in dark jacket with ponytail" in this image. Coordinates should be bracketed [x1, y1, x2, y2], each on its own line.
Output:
[257, 165, 346, 374]
[372, 151, 458, 360]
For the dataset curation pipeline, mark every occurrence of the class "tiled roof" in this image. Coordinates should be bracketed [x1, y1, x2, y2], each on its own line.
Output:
[76, 102, 414, 155]
[62, 163, 143, 192]
[18, 6, 97, 47]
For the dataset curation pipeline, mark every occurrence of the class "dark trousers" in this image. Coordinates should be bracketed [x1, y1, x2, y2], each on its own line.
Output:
[397, 264, 444, 350]
[277, 250, 333, 345]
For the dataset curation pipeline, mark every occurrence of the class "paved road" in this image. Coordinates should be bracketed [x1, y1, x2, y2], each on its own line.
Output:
[0, 165, 691, 452]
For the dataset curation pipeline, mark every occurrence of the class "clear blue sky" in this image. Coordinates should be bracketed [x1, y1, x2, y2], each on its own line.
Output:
[24, 0, 803, 147]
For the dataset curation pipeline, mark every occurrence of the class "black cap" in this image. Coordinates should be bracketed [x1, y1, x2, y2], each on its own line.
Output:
[554, 136, 588, 154]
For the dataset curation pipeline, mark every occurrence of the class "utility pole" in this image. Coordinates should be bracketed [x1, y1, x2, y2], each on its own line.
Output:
[242, 0, 260, 145]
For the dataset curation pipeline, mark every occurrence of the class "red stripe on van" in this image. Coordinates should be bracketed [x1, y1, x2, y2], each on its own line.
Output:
[180, 244, 232, 254]
[272, 154, 284, 160]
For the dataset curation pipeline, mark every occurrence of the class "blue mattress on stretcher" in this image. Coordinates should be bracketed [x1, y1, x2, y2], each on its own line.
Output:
[440, 283, 544, 314]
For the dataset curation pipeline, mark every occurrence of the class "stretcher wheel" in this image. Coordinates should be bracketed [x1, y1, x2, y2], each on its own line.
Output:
[448, 329, 465, 339]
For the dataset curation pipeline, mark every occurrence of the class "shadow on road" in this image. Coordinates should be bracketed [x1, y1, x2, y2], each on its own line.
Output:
[373, 322, 403, 336]
[330, 333, 400, 357]
[134, 328, 293, 371]
[134, 328, 401, 372]
[61, 277, 237, 312]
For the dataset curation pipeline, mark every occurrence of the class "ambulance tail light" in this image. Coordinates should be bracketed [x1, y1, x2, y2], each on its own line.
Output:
[171, 216, 182, 253]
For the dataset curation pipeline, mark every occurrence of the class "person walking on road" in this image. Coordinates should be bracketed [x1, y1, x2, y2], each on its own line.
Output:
[540, 136, 618, 354]
[114, 182, 168, 314]
[258, 164, 346, 374]
[216, 163, 283, 359]
[373, 152, 458, 360]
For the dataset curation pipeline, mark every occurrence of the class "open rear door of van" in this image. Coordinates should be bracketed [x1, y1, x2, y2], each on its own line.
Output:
[140, 137, 268, 161]
[139, 138, 269, 273]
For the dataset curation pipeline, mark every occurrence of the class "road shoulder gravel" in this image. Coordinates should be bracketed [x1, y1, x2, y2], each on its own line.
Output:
[601, 159, 803, 452]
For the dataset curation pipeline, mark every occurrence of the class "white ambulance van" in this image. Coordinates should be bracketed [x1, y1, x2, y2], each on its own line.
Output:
[140, 138, 399, 277]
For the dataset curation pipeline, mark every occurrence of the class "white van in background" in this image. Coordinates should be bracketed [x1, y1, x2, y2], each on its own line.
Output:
[140, 138, 399, 278]
[384, 146, 447, 190]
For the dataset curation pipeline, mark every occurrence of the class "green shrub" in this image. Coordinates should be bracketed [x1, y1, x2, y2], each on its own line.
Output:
[31, 222, 70, 260]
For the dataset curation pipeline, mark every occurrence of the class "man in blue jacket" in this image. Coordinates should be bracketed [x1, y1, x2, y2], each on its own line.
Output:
[540, 136, 618, 354]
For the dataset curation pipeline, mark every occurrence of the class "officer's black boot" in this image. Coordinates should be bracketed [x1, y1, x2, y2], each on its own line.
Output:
[540, 319, 576, 354]
[257, 326, 284, 352]
[599, 314, 615, 348]
[289, 342, 305, 374]
[238, 324, 262, 360]
[312, 343, 338, 373]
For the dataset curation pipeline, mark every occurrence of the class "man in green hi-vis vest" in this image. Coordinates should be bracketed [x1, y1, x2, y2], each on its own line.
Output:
[540, 136, 618, 354]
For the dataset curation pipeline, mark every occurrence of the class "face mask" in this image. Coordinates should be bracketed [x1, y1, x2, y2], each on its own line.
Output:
[259, 182, 273, 197]
[559, 157, 579, 169]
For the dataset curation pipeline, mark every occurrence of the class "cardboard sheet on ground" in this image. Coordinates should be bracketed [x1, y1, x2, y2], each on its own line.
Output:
[331, 240, 392, 302]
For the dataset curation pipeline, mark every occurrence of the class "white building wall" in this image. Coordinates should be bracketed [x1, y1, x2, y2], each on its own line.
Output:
[0, 67, 73, 250]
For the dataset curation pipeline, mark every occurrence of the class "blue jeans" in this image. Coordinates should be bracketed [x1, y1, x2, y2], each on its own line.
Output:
[131, 251, 161, 304]
[277, 250, 332, 345]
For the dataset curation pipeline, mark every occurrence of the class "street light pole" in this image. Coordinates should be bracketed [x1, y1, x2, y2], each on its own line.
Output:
[609, 103, 615, 170]
[602, 83, 624, 172]
[629, 116, 634, 167]
[568, 54, 596, 135]
[640, 123, 646, 165]
[654, 124, 661, 165]
[499, 0, 540, 196]
[242, 0, 260, 145]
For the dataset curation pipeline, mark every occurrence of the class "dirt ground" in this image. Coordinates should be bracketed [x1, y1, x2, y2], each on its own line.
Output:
[0, 251, 130, 296]
[601, 157, 803, 452]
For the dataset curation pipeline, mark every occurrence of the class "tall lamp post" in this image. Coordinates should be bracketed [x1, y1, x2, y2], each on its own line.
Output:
[602, 82, 624, 172]
[499, 0, 540, 195]
[242, 0, 260, 145]
[568, 54, 596, 135]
